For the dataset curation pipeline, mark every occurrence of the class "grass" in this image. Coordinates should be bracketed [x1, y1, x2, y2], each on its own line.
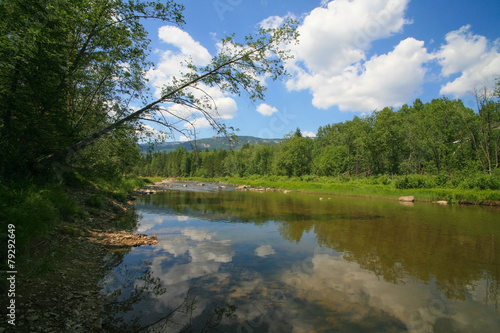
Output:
[1, 181, 81, 250]
[88, 175, 155, 202]
[0, 174, 155, 276]
[182, 175, 500, 205]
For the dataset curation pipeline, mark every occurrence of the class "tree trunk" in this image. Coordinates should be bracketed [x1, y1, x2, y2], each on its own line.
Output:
[495, 142, 499, 169]
[36, 58, 238, 168]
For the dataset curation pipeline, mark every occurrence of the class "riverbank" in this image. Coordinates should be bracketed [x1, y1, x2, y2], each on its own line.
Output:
[177, 176, 500, 206]
[0, 177, 159, 332]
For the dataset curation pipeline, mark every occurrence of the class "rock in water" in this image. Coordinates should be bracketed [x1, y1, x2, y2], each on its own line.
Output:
[399, 196, 415, 202]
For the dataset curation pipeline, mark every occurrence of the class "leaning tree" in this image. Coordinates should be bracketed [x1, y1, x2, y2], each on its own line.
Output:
[0, 0, 298, 177]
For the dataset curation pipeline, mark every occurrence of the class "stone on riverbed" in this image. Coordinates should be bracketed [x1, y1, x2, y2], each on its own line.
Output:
[399, 196, 415, 202]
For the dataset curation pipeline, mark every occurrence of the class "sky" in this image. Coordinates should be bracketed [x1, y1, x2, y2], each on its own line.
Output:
[140, 0, 500, 141]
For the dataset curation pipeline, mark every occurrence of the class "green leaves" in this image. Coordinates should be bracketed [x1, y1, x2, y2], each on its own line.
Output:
[0, 0, 185, 177]
[278, 133, 314, 177]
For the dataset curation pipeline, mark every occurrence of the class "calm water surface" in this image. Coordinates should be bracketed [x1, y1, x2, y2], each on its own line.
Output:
[101, 184, 500, 332]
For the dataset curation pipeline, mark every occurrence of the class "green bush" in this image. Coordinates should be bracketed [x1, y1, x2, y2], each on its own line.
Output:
[395, 175, 436, 189]
[364, 175, 392, 185]
[301, 175, 317, 182]
[434, 174, 449, 187]
[338, 174, 351, 183]
[458, 173, 500, 190]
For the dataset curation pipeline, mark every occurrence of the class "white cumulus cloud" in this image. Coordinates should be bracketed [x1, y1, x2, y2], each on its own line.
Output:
[256, 103, 278, 116]
[147, 26, 212, 94]
[158, 25, 212, 68]
[302, 131, 316, 138]
[284, 0, 429, 112]
[183, 117, 212, 130]
[259, 15, 285, 29]
[289, 0, 410, 76]
[437, 25, 500, 97]
[145, 26, 239, 129]
[289, 37, 431, 111]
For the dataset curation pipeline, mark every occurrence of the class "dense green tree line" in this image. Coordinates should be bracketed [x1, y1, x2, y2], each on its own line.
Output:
[135, 94, 500, 189]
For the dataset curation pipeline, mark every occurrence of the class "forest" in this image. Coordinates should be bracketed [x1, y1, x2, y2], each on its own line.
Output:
[135, 94, 500, 190]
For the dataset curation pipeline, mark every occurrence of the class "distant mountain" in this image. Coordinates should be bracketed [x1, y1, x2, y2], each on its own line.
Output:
[139, 136, 281, 153]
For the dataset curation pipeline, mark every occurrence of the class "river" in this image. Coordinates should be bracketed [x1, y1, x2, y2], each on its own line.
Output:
[100, 182, 500, 332]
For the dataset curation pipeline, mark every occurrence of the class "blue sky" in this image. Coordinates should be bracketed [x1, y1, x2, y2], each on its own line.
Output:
[140, 0, 500, 141]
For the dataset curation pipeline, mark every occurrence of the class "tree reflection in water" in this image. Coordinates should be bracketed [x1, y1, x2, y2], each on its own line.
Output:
[101, 256, 236, 332]
[138, 190, 500, 303]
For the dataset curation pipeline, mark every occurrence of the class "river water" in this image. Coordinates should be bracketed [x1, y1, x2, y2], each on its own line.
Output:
[100, 183, 500, 332]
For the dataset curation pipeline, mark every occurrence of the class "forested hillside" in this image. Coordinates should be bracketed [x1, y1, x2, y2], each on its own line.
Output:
[136, 94, 500, 190]
[140, 136, 281, 153]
